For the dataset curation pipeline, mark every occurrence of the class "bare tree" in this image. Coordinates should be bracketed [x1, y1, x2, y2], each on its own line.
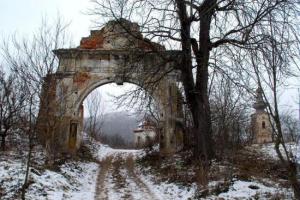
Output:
[1, 15, 72, 162]
[247, 12, 300, 198]
[0, 16, 72, 196]
[21, 93, 37, 200]
[89, 0, 300, 164]
[281, 113, 300, 143]
[1, 15, 70, 97]
[84, 90, 105, 139]
[0, 68, 27, 151]
[210, 75, 251, 156]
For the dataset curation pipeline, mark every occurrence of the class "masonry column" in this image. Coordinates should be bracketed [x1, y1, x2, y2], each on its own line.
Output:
[37, 74, 74, 155]
[159, 77, 178, 156]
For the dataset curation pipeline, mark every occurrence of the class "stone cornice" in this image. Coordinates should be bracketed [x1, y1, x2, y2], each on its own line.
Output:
[53, 48, 182, 59]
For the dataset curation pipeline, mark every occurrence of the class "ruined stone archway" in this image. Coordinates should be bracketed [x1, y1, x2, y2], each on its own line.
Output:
[37, 19, 182, 156]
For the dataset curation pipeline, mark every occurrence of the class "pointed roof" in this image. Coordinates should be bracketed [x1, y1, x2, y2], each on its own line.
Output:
[253, 87, 267, 111]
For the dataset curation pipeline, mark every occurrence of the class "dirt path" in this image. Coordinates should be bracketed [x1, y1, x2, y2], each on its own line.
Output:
[94, 156, 112, 200]
[94, 152, 157, 200]
[125, 155, 157, 200]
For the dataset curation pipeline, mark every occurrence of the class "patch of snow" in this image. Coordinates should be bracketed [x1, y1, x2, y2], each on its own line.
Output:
[139, 173, 197, 200]
[0, 160, 25, 199]
[83, 132, 144, 161]
[0, 135, 102, 200]
[218, 180, 275, 199]
[251, 142, 300, 163]
[26, 162, 99, 200]
[204, 180, 294, 199]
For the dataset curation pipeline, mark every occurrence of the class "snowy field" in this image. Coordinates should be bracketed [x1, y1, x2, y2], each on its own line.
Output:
[0, 135, 297, 199]
[26, 162, 98, 200]
[253, 142, 300, 162]
[0, 149, 99, 200]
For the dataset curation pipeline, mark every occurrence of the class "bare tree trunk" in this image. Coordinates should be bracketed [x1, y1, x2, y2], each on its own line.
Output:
[21, 96, 35, 200]
[288, 161, 300, 199]
[193, 0, 216, 161]
[21, 138, 33, 200]
[273, 113, 300, 199]
[191, 97, 214, 161]
[175, 0, 215, 161]
[1, 133, 6, 151]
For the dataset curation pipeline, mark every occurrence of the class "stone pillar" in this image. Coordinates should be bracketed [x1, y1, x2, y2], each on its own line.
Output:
[37, 73, 84, 155]
[159, 78, 178, 156]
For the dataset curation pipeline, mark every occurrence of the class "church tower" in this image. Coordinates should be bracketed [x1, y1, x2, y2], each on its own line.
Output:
[251, 87, 273, 143]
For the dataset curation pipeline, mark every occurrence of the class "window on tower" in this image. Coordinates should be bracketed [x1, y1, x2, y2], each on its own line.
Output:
[262, 121, 266, 129]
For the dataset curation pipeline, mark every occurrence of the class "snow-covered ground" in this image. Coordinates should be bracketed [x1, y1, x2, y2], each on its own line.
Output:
[204, 179, 294, 199]
[0, 155, 26, 199]
[82, 133, 144, 161]
[85, 135, 197, 200]
[0, 148, 99, 200]
[26, 162, 99, 200]
[139, 173, 197, 200]
[0, 135, 297, 199]
[252, 142, 300, 162]
[0, 135, 198, 200]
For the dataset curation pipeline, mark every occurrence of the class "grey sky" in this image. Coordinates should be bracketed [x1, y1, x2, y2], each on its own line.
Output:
[0, 0, 91, 44]
[0, 0, 142, 114]
[0, 0, 299, 118]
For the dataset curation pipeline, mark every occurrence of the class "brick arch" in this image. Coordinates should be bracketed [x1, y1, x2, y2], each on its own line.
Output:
[37, 20, 182, 156]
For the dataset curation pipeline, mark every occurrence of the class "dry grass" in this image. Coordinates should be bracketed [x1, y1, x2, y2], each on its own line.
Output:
[137, 146, 292, 198]
[137, 150, 197, 185]
[230, 148, 289, 183]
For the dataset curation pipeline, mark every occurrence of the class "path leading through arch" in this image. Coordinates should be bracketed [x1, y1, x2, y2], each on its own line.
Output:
[94, 151, 157, 200]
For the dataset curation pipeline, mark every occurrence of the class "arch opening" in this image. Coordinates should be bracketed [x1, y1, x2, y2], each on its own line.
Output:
[82, 82, 161, 150]
[74, 78, 163, 116]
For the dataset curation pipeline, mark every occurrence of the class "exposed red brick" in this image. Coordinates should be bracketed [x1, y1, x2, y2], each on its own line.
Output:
[80, 29, 105, 49]
[73, 72, 90, 85]
[80, 36, 104, 49]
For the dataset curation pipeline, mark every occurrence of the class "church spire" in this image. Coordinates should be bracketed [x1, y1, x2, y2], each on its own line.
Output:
[253, 87, 267, 112]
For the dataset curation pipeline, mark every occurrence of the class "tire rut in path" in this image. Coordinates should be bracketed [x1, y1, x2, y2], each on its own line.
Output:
[111, 155, 133, 200]
[94, 156, 112, 200]
[94, 153, 157, 200]
[125, 155, 157, 200]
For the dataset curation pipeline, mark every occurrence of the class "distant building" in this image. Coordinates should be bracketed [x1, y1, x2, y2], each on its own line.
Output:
[133, 118, 157, 148]
[251, 87, 273, 143]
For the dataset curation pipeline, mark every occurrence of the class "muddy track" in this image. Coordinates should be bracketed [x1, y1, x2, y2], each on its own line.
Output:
[125, 155, 157, 200]
[94, 153, 157, 200]
[111, 155, 133, 199]
[94, 156, 112, 200]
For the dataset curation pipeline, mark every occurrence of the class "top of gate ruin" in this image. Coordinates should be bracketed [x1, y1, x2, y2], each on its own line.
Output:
[79, 19, 165, 51]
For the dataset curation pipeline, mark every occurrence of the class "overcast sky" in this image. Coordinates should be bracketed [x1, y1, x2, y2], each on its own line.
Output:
[0, 0, 140, 115]
[0, 0, 299, 118]
[0, 0, 92, 44]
